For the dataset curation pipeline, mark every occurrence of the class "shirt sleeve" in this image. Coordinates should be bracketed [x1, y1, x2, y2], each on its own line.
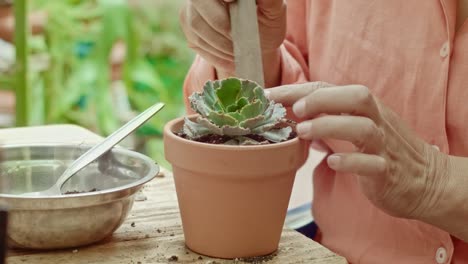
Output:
[182, 0, 310, 114]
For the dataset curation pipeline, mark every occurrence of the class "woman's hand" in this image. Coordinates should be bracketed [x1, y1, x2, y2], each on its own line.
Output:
[179, 0, 286, 87]
[266, 82, 450, 220]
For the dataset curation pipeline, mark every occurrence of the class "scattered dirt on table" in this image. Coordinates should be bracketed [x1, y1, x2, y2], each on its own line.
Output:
[235, 252, 277, 263]
[135, 191, 148, 201]
[131, 222, 136, 227]
[167, 255, 178, 262]
[63, 188, 99, 195]
[170, 233, 174, 237]
[156, 229, 162, 233]
[156, 170, 165, 177]
[198, 256, 203, 260]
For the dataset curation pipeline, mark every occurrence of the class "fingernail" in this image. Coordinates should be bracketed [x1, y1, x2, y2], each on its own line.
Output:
[327, 155, 341, 170]
[264, 89, 271, 99]
[296, 122, 311, 135]
[293, 100, 306, 118]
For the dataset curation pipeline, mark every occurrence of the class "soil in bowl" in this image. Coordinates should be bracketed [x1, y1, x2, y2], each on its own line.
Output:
[63, 188, 100, 195]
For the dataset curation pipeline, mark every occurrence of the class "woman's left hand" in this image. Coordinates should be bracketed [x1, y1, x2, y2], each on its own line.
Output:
[266, 82, 449, 219]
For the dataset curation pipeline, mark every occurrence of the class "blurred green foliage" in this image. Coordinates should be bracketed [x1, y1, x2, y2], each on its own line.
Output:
[1, 0, 193, 169]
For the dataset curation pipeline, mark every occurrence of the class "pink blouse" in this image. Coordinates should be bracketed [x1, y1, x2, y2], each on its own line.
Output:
[183, 0, 468, 263]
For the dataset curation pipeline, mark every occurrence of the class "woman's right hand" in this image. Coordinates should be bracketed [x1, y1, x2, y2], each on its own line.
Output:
[179, 0, 286, 87]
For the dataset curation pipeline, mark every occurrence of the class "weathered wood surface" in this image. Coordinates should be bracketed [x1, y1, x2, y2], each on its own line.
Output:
[2, 125, 347, 264]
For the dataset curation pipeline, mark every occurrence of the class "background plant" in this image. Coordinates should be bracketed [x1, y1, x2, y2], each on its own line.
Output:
[0, 0, 193, 168]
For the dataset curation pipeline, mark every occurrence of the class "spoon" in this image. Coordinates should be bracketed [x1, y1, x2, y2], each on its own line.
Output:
[21, 102, 165, 197]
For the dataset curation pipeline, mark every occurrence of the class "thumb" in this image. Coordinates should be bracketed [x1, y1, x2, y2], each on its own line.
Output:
[256, 0, 285, 17]
[224, 0, 285, 18]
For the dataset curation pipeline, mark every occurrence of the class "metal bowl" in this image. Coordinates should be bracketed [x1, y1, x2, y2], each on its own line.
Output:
[0, 144, 159, 249]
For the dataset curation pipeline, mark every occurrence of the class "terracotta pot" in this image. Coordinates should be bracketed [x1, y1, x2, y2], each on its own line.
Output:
[163, 115, 307, 259]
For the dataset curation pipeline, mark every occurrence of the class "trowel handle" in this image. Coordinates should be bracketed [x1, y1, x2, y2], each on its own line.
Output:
[229, 1, 265, 87]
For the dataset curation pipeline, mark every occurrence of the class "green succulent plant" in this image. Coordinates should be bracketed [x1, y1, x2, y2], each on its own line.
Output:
[183, 77, 292, 145]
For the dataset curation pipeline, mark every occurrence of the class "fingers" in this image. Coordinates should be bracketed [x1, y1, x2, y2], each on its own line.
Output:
[257, 0, 286, 18]
[181, 25, 232, 62]
[180, 0, 286, 74]
[327, 153, 387, 177]
[189, 46, 234, 72]
[268, 83, 384, 153]
[296, 115, 383, 153]
[180, 0, 234, 70]
[224, 0, 285, 18]
[187, 9, 233, 58]
[265, 82, 333, 106]
[267, 83, 380, 121]
[293, 85, 382, 122]
[191, 0, 231, 38]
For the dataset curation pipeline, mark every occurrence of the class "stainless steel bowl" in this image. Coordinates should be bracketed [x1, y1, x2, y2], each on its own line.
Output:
[0, 144, 159, 249]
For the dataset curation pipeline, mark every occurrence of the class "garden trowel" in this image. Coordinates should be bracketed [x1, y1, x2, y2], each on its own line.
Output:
[229, 0, 265, 87]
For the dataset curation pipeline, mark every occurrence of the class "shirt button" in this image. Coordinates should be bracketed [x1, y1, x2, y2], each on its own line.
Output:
[436, 247, 448, 264]
[432, 144, 440, 151]
[440, 42, 450, 58]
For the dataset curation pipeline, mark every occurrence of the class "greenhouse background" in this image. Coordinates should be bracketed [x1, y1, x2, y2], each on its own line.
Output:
[0, 0, 193, 169]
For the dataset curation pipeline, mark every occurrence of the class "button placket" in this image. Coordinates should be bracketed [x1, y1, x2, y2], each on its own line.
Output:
[440, 42, 450, 58]
[436, 247, 448, 264]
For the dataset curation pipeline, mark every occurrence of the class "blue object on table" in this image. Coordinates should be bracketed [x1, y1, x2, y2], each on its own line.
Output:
[295, 221, 318, 239]
[0, 207, 7, 264]
[285, 202, 318, 239]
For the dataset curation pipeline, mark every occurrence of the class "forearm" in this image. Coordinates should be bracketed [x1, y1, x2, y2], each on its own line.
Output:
[417, 150, 468, 241]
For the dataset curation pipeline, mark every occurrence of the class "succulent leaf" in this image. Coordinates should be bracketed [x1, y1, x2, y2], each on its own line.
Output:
[240, 79, 258, 99]
[185, 77, 293, 145]
[260, 127, 292, 142]
[208, 111, 238, 127]
[236, 97, 249, 110]
[227, 112, 244, 122]
[197, 117, 223, 135]
[251, 102, 287, 133]
[226, 104, 236, 113]
[189, 93, 211, 117]
[222, 126, 251, 136]
[183, 117, 212, 138]
[253, 87, 268, 110]
[240, 99, 263, 119]
[225, 136, 269, 145]
[239, 115, 265, 129]
[215, 78, 241, 109]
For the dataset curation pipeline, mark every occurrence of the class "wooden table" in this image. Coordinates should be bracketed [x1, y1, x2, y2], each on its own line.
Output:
[2, 125, 347, 264]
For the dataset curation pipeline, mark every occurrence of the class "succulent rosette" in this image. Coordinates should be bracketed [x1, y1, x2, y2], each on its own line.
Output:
[183, 78, 292, 145]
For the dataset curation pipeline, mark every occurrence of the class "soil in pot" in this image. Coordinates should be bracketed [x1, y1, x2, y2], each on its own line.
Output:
[175, 119, 298, 145]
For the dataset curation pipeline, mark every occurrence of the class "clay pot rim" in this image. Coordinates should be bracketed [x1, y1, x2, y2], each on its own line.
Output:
[164, 114, 301, 151]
